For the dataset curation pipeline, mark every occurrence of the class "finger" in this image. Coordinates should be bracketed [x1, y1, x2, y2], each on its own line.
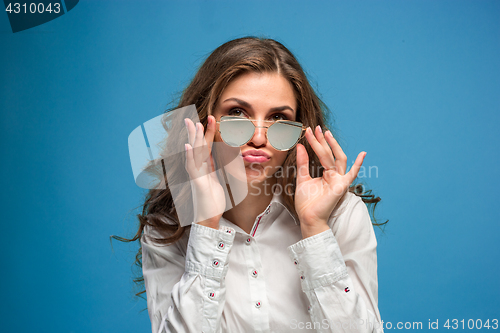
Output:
[314, 125, 335, 161]
[193, 122, 205, 148]
[324, 130, 347, 175]
[305, 127, 335, 171]
[185, 118, 196, 146]
[296, 143, 311, 185]
[193, 122, 206, 169]
[345, 151, 366, 185]
[204, 116, 218, 172]
[184, 143, 196, 176]
[204, 116, 216, 157]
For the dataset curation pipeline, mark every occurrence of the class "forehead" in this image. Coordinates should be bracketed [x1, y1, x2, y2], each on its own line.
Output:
[216, 72, 297, 116]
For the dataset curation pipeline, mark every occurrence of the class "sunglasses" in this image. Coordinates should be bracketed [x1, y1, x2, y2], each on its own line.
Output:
[216, 116, 307, 151]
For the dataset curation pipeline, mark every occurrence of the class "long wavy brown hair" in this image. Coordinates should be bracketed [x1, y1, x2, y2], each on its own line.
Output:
[114, 36, 386, 298]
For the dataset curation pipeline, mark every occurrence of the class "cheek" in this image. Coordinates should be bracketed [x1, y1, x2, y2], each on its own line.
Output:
[266, 150, 288, 177]
[273, 151, 288, 165]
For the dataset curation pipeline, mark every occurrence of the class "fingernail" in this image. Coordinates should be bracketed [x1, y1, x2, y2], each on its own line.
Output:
[184, 119, 188, 127]
[184, 144, 188, 151]
[317, 125, 322, 133]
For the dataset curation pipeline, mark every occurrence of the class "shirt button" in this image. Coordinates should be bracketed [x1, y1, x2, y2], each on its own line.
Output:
[294, 259, 299, 265]
[212, 259, 220, 268]
[255, 301, 262, 308]
[307, 305, 312, 312]
[245, 237, 251, 245]
[300, 275, 305, 280]
[208, 292, 215, 299]
[217, 241, 225, 250]
[251, 270, 258, 278]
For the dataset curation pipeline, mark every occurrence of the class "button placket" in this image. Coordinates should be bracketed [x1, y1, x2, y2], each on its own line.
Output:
[243, 233, 268, 325]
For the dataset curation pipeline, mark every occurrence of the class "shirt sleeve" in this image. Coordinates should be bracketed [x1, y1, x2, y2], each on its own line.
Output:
[141, 222, 235, 333]
[287, 194, 384, 333]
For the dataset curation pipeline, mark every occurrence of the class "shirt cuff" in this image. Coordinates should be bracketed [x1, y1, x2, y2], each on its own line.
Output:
[287, 228, 347, 292]
[184, 223, 235, 281]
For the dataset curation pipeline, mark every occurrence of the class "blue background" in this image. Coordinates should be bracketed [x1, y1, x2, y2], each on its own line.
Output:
[1, 0, 499, 332]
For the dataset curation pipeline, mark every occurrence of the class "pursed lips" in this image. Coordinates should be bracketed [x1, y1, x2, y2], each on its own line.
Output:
[241, 149, 270, 163]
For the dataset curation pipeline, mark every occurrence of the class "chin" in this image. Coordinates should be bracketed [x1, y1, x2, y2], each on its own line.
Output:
[245, 163, 275, 184]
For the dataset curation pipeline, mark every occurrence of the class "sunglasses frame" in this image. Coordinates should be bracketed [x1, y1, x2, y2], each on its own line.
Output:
[216, 116, 307, 151]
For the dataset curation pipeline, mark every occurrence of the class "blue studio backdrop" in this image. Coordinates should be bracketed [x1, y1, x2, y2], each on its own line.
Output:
[1, 1, 499, 332]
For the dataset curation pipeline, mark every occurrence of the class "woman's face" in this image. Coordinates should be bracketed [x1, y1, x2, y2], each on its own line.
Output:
[212, 71, 297, 184]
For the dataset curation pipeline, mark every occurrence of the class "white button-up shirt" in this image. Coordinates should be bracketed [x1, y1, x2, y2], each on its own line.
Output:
[141, 191, 383, 333]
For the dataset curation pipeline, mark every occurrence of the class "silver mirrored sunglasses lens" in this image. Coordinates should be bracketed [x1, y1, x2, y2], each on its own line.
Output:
[219, 118, 255, 147]
[267, 122, 302, 150]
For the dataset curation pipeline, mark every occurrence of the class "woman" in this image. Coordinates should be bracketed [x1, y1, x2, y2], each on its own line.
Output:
[136, 37, 384, 333]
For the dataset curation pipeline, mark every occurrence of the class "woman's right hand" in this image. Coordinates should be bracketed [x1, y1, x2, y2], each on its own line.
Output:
[184, 115, 226, 229]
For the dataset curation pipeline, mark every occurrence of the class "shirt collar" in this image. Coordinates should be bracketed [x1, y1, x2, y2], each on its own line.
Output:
[219, 190, 299, 234]
[267, 191, 299, 225]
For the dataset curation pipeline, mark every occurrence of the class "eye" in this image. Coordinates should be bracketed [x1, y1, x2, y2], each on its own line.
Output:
[227, 108, 246, 117]
[270, 113, 287, 121]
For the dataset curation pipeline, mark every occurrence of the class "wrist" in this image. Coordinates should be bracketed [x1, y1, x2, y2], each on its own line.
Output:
[299, 222, 330, 239]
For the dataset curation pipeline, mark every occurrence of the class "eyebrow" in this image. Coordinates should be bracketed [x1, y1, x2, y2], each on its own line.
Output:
[222, 97, 295, 114]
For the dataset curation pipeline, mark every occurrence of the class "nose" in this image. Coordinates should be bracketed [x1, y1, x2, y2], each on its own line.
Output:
[247, 122, 268, 148]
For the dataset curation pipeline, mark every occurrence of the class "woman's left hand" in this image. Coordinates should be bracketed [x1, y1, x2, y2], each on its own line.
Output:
[295, 126, 366, 239]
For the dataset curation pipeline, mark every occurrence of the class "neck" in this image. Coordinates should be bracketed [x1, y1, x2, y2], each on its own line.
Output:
[222, 177, 276, 234]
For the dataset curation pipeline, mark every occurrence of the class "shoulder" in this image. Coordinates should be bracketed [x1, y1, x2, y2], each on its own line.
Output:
[328, 191, 367, 221]
[142, 221, 191, 256]
[327, 191, 373, 239]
